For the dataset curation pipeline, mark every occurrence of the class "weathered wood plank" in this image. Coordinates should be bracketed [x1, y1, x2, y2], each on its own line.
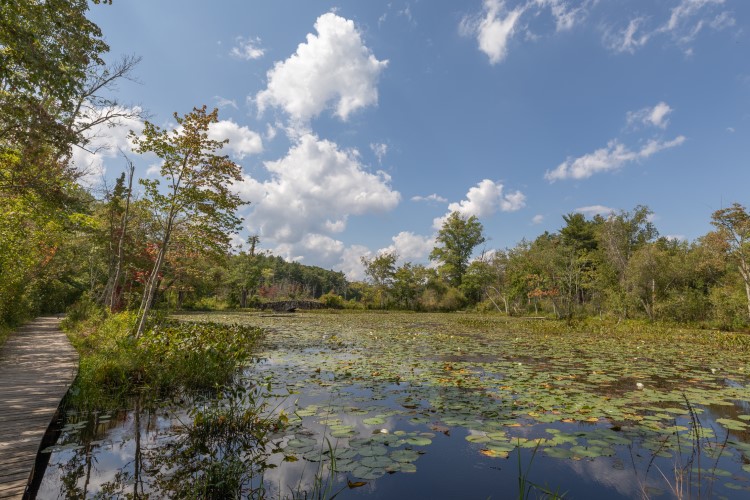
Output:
[0, 316, 78, 499]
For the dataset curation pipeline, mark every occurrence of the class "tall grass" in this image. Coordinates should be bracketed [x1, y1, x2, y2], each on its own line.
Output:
[64, 310, 263, 409]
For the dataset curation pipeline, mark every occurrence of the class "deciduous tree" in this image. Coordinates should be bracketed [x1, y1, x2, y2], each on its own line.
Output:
[130, 106, 245, 337]
[711, 203, 750, 320]
[430, 212, 486, 287]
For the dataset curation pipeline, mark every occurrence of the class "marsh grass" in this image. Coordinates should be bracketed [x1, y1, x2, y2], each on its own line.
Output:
[638, 395, 729, 500]
[150, 383, 287, 499]
[516, 440, 567, 500]
[64, 311, 263, 409]
[285, 438, 346, 500]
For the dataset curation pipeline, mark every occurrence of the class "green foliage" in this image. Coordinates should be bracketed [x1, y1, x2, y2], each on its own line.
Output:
[430, 212, 486, 286]
[223, 252, 348, 307]
[711, 202, 750, 320]
[65, 310, 263, 409]
[361, 251, 398, 309]
[319, 291, 345, 308]
[183, 295, 231, 311]
[0, 0, 108, 170]
[131, 106, 246, 336]
[149, 383, 286, 498]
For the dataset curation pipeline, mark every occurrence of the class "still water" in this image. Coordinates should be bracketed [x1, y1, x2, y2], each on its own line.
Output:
[36, 312, 750, 498]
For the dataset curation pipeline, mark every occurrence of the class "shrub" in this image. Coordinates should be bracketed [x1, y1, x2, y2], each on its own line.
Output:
[64, 310, 263, 409]
[319, 291, 344, 308]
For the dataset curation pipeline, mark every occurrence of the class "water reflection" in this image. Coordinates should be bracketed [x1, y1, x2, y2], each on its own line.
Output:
[35, 313, 750, 498]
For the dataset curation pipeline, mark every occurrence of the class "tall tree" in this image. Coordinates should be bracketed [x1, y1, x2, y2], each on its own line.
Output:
[361, 252, 397, 308]
[711, 203, 750, 319]
[596, 205, 658, 318]
[130, 106, 245, 337]
[1, 0, 108, 196]
[430, 212, 486, 286]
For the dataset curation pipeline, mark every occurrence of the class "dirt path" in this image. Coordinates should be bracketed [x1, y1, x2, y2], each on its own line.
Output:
[0, 317, 78, 499]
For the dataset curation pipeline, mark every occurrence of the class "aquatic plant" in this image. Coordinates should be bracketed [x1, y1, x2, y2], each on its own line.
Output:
[64, 311, 263, 408]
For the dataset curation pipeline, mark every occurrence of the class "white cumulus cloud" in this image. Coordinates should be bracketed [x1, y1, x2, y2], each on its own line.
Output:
[237, 134, 400, 244]
[255, 13, 388, 123]
[338, 244, 373, 281]
[379, 231, 436, 263]
[208, 120, 263, 159]
[433, 179, 526, 229]
[460, 0, 525, 64]
[545, 136, 686, 181]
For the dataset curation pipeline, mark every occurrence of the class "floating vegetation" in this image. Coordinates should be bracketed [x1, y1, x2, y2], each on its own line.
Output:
[37, 312, 750, 498]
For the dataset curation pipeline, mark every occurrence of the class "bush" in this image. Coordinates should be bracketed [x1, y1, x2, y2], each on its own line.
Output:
[319, 292, 344, 308]
[344, 298, 365, 310]
[183, 295, 230, 311]
[64, 310, 263, 409]
[710, 284, 749, 331]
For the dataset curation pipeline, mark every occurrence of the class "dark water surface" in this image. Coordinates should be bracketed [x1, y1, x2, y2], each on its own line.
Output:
[36, 312, 750, 498]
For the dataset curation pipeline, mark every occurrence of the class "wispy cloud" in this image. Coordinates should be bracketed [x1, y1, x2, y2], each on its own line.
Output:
[214, 95, 238, 110]
[411, 193, 448, 203]
[604, 0, 733, 54]
[575, 205, 615, 217]
[370, 142, 388, 164]
[545, 136, 685, 181]
[626, 102, 673, 129]
[605, 17, 650, 53]
[230, 36, 265, 60]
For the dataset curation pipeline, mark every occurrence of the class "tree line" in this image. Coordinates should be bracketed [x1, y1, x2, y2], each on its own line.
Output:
[359, 205, 750, 330]
[1, 0, 748, 334]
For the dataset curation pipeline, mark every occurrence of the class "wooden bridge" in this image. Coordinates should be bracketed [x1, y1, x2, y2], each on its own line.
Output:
[259, 300, 327, 312]
[0, 317, 78, 499]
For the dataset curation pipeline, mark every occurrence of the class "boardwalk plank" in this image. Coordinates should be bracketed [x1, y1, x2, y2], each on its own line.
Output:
[0, 317, 77, 499]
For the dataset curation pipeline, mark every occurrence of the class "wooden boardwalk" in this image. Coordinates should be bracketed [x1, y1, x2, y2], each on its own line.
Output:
[0, 317, 78, 499]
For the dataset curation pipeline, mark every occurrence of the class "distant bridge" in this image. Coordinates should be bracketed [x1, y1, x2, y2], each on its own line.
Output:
[258, 300, 327, 312]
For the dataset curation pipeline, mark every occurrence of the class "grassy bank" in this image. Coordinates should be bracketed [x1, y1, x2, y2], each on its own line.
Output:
[63, 311, 263, 409]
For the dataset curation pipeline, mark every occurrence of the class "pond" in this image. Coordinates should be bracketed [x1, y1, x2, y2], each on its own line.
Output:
[36, 312, 750, 498]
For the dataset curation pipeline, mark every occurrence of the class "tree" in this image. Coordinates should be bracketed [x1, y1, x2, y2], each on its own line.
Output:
[711, 203, 750, 320]
[596, 205, 658, 318]
[130, 106, 245, 337]
[560, 212, 598, 254]
[430, 212, 486, 286]
[361, 252, 397, 308]
[392, 262, 429, 309]
[0, 0, 109, 197]
[361, 252, 397, 287]
[99, 158, 135, 311]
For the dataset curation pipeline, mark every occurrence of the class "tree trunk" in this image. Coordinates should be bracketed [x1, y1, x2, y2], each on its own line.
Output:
[740, 260, 750, 320]
[134, 234, 170, 338]
[107, 161, 134, 311]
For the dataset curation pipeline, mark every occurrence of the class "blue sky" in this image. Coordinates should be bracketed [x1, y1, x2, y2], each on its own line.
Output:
[79, 0, 750, 279]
